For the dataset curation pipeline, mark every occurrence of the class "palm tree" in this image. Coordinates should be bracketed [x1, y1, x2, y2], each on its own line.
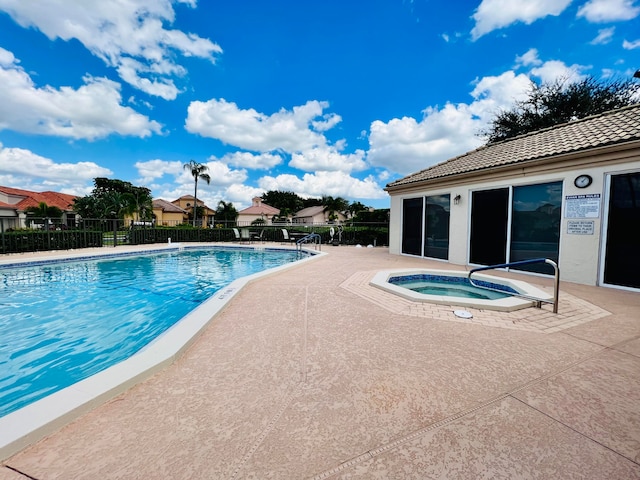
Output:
[25, 202, 63, 228]
[215, 200, 238, 227]
[183, 160, 211, 227]
[322, 195, 350, 222]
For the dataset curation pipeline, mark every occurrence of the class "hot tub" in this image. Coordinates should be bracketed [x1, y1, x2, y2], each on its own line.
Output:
[370, 268, 552, 312]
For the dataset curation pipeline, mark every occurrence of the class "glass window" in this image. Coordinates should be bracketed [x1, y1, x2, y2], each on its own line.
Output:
[424, 195, 450, 260]
[401, 197, 423, 256]
[510, 182, 562, 274]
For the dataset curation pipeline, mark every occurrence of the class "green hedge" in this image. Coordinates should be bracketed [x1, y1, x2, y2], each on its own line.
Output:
[1, 224, 389, 254]
[1, 229, 104, 254]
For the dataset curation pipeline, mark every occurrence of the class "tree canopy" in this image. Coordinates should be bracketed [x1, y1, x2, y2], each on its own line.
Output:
[73, 178, 153, 219]
[261, 190, 305, 213]
[25, 202, 63, 219]
[214, 200, 238, 226]
[482, 76, 640, 144]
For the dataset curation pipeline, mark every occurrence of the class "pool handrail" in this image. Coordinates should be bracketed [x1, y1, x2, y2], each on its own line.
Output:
[468, 258, 559, 313]
[296, 233, 322, 251]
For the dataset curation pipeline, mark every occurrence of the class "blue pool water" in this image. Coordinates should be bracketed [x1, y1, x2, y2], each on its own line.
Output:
[388, 274, 518, 300]
[0, 247, 306, 417]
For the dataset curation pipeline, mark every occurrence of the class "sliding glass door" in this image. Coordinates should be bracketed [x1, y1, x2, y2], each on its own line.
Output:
[603, 172, 640, 289]
[401, 197, 423, 256]
[425, 195, 450, 260]
[470, 188, 509, 265]
[470, 182, 562, 274]
[401, 195, 451, 259]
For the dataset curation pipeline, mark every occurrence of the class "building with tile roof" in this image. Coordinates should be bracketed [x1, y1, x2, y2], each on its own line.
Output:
[237, 197, 280, 225]
[292, 205, 347, 225]
[0, 186, 78, 230]
[170, 195, 215, 227]
[151, 199, 188, 226]
[385, 104, 640, 289]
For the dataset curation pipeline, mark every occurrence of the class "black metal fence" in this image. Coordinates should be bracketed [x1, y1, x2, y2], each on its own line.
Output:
[0, 217, 389, 254]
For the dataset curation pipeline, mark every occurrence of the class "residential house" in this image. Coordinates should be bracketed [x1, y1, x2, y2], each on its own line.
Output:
[0, 186, 77, 231]
[171, 195, 215, 227]
[237, 197, 280, 226]
[385, 104, 640, 290]
[293, 205, 347, 225]
[152, 199, 188, 226]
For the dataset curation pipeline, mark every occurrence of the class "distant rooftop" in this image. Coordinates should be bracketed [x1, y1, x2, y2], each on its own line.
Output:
[0, 186, 77, 211]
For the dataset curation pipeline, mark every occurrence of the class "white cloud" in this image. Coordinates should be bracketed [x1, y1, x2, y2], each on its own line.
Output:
[0, 0, 222, 100]
[577, 0, 640, 22]
[199, 161, 247, 186]
[136, 158, 247, 196]
[368, 103, 487, 176]
[185, 99, 336, 153]
[515, 48, 543, 67]
[221, 151, 283, 170]
[135, 159, 183, 184]
[623, 38, 640, 49]
[367, 59, 588, 176]
[529, 60, 587, 83]
[259, 171, 387, 200]
[471, 0, 572, 40]
[590, 27, 616, 44]
[0, 142, 112, 194]
[223, 183, 265, 207]
[0, 46, 16, 66]
[0, 49, 163, 140]
[289, 146, 367, 173]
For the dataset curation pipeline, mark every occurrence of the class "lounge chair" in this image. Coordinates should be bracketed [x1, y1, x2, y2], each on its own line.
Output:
[232, 228, 241, 242]
[240, 228, 251, 243]
[281, 229, 293, 244]
[251, 229, 265, 243]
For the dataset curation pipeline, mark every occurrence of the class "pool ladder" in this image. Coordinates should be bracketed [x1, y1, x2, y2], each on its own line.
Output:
[296, 233, 322, 251]
[468, 258, 560, 314]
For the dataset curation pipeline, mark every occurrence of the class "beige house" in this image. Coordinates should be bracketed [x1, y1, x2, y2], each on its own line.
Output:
[152, 199, 188, 226]
[170, 195, 215, 227]
[237, 197, 280, 225]
[385, 104, 640, 290]
[293, 205, 347, 225]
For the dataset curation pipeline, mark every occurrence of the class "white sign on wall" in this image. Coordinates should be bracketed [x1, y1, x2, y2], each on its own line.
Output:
[567, 220, 595, 235]
[565, 194, 601, 219]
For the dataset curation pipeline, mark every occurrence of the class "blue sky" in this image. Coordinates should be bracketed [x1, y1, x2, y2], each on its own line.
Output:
[0, 0, 639, 210]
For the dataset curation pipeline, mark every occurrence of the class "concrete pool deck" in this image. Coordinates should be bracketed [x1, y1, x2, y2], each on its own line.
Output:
[1, 244, 639, 479]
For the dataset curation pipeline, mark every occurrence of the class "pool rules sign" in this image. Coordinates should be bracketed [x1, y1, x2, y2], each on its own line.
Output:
[565, 194, 600, 235]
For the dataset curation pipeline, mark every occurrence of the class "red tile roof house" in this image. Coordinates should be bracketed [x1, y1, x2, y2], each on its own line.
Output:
[237, 197, 280, 226]
[0, 186, 77, 231]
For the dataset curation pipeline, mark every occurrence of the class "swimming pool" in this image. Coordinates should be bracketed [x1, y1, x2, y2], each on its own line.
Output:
[370, 269, 552, 312]
[0, 246, 309, 418]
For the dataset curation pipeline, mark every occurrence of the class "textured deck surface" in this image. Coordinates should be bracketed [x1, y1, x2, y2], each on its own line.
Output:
[1, 244, 639, 479]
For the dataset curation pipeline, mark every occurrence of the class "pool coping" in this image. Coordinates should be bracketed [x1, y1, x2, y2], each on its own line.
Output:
[0, 244, 325, 461]
[370, 268, 553, 312]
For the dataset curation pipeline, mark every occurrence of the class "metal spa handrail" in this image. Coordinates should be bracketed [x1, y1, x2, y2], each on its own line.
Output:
[296, 233, 322, 251]
[468, 258, 560, 313]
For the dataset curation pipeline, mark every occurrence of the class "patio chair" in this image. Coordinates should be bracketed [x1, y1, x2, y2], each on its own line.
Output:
[240, 228, 251, 243]
[232, 228, 241, 242]
[281, 229, 293, 244]
[251, 229, 265, 243]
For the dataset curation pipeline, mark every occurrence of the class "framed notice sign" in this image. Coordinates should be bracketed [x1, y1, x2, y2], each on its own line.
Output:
[567, 220, 595, 235]
[565, 194, 601, 219]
